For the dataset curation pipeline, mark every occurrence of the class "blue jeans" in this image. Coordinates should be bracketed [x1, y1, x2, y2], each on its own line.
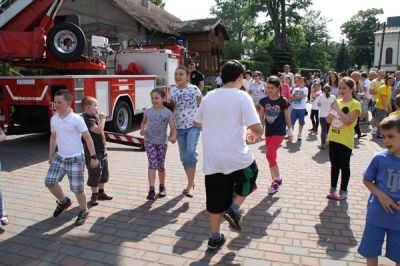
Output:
[177, 126, 201, 169]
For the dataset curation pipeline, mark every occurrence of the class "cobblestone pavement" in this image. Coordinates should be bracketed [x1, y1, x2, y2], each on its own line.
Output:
[0, 113, 394, 266]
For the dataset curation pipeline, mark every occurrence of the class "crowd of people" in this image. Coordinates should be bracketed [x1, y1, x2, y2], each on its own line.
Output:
[0, 61, 399, 265]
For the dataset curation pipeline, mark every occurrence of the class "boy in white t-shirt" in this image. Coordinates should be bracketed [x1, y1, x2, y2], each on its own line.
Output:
[194, 60, 263, 250]
[44, 89, 99, 226]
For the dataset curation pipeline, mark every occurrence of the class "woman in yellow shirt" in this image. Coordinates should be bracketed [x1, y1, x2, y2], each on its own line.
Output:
[375, 76, 394, 138]
[326, 77, 361, 200]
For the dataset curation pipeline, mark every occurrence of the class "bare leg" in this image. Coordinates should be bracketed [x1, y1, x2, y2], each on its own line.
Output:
[185, 167, 195, 192]
[233, 194, 246, 206]
[98, 183, 105, 190]
[209, 213, 222, 233]
[366, 258, 377, 266]
[48, 185, 66, 201]
[75, 192, 87, 209]
[270, 165, 280, 180]
[298, 125, 304, 136]
[91, 186, 98, 194]
[148, 169, 156, 187]
[158, 170, 165, 185]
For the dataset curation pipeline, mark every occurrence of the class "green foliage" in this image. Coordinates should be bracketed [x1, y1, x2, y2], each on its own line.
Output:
[335, 41, 351, 72]
[239, 60, 271, 77]
[0, 63, 11, 76]
[223, 40, 244, 60]
[341, 8, 383, 68]
[151, 0, 166, 9]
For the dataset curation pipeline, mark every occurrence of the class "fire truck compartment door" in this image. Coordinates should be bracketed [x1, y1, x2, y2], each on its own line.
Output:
[95, 81, 110, 117]
[134, 79, 154, 113]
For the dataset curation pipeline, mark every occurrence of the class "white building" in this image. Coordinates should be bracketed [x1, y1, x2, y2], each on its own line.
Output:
[374, 16, 400, 71]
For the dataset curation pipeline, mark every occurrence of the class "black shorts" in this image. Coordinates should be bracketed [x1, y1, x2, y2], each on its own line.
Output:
[205, 160, 258, 213]
[85, 153, 109, 187]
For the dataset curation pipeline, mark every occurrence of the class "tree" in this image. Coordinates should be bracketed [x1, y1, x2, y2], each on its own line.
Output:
[210, 0, 257, 59]
[335, 40, 351, 72]
[151, 0, 166, 9]
[341, 8, 383, 69]
[255, 0, 312, 48]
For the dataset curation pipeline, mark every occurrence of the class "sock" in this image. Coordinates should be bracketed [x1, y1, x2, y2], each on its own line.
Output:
[211, 231, 221, 240]
[160, 184, 165, 188]
[229, 202, 240, 213]
[81, 207, 89, 213]
[99, 189, 104, 194]
[60, 197, 68, 204]
[149, 186, 155, 191]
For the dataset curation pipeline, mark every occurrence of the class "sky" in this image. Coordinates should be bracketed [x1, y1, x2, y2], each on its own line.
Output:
[164, 0, 399, 42]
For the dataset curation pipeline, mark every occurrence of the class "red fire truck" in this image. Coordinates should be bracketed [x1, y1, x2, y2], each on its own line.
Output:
[0, 0, 194, 138]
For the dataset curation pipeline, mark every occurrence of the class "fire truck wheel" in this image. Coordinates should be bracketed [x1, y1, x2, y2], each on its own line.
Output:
[112, 101, 132, 134]
[46, 22, 86, 62]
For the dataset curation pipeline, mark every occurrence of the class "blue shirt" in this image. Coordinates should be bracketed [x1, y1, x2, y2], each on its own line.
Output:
[259, 96, 289, 136]
[363, 150, 400, 230]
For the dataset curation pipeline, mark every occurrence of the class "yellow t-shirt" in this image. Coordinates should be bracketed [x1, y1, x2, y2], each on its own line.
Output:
[327, 99, 361, 150]
[370, 79, 383, 102]
[390, 110, 400, 116]
[375, 84, 392, 110]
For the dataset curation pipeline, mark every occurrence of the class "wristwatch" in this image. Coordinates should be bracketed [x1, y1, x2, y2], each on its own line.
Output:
[90, 154, 97, 160]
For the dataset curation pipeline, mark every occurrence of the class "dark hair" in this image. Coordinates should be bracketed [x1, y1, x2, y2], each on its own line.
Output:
[329, 72, 339, 87]
[385, 75, 395, 85]
[361, 72, 368, 79]
[55, 89, 73, 102]
[395, 94, 400, 108]
[150, 88, 174, 111]
[267, 75, 281, 94]
[379, 115, 400, 133]
[221, 60, 245, 84]
[245, 70, 252, 75]
[323, 85, 331, 98]
[341, 77, 355, 90]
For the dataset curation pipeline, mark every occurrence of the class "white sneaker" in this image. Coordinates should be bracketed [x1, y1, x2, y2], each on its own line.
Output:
[297, 135, 302, 141]
[371, 128, 377, 135]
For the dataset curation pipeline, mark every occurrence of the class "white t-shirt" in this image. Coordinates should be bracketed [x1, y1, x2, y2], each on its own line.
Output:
[243, 78, 253, 91]
[51, 111, 88, 157]
[194, 88, 260, 175]
[291, 87, 308, 109]
[311, 89, 322, 110]
[362, 78, 371, 99]
[249, 81, 266, 105]
[168, 84, 202, 129]
[318, 94, 336, 118]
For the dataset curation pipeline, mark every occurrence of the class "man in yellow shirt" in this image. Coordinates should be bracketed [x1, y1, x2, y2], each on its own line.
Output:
[375, 76, 394, 138]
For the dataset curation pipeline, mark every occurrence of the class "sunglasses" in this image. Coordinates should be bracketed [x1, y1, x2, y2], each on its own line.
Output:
[253, 74, 259, 77]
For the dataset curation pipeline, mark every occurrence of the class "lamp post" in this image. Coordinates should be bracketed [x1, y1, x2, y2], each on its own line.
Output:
[378, 22, 386, 69]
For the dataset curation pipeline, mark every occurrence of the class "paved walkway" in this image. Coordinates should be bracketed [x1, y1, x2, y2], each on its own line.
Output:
[0, 114, 393, 266]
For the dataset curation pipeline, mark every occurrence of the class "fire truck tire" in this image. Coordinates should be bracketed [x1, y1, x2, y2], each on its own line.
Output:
[112, 101, 132, 134]
[46, 22, 86, 62]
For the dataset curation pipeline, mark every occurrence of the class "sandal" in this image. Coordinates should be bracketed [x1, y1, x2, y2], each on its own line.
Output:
[182, 189, 193, 198]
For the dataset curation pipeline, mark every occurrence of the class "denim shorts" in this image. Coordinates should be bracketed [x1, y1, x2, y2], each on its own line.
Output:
[44, 153, 85, 193]
[290, 109, 306, 126]
[358, 222, 400, 263]
[176, 126, 201, 169]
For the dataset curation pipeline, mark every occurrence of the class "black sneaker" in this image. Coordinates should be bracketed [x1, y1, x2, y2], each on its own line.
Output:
[53, 197, 72, 217]
[207, 234, 226, 250]
[222, 208, 243, 231]
[98, 192, 113, 200]
[88, 193, 99, 207]
[158, 185, 166, 198]
[147, 189, 156, 200]
[74, 209, 89, 226]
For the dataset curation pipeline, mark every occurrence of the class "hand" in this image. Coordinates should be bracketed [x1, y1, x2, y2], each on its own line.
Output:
[287, 128, 294, 142]
[246, 132, 259, 143]
[331, 101, 339, 111]
[48, 156, 54, 165]
[377, 192, 397, 214]
[168, 136, 176, 144]
[99, 112, 106, 120]
[90, 158, 99, 169]
[139, 129, 145, 136]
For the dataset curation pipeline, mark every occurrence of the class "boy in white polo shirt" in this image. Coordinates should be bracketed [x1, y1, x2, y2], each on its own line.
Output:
[44, 89, 98, 226]
[194, 60, 263, 250]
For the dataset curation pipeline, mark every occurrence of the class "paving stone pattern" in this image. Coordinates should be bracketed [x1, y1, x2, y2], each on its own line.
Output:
[0, 114, 394, 266]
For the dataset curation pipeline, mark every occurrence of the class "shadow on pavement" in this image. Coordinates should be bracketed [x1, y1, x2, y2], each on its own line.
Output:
[190, 251, 239, 266]
[315, 200, 357, 259]
[0, 133, 49, 172]
[283, 140, 301, 153]
[228, 196, 281, 250]
[311, 149, 330, 164]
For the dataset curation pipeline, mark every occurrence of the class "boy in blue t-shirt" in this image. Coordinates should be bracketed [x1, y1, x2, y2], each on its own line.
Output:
[358, 115, 400, 265]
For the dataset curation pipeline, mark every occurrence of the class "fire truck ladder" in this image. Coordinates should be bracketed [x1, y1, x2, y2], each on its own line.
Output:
[104, 131, 145, 150]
